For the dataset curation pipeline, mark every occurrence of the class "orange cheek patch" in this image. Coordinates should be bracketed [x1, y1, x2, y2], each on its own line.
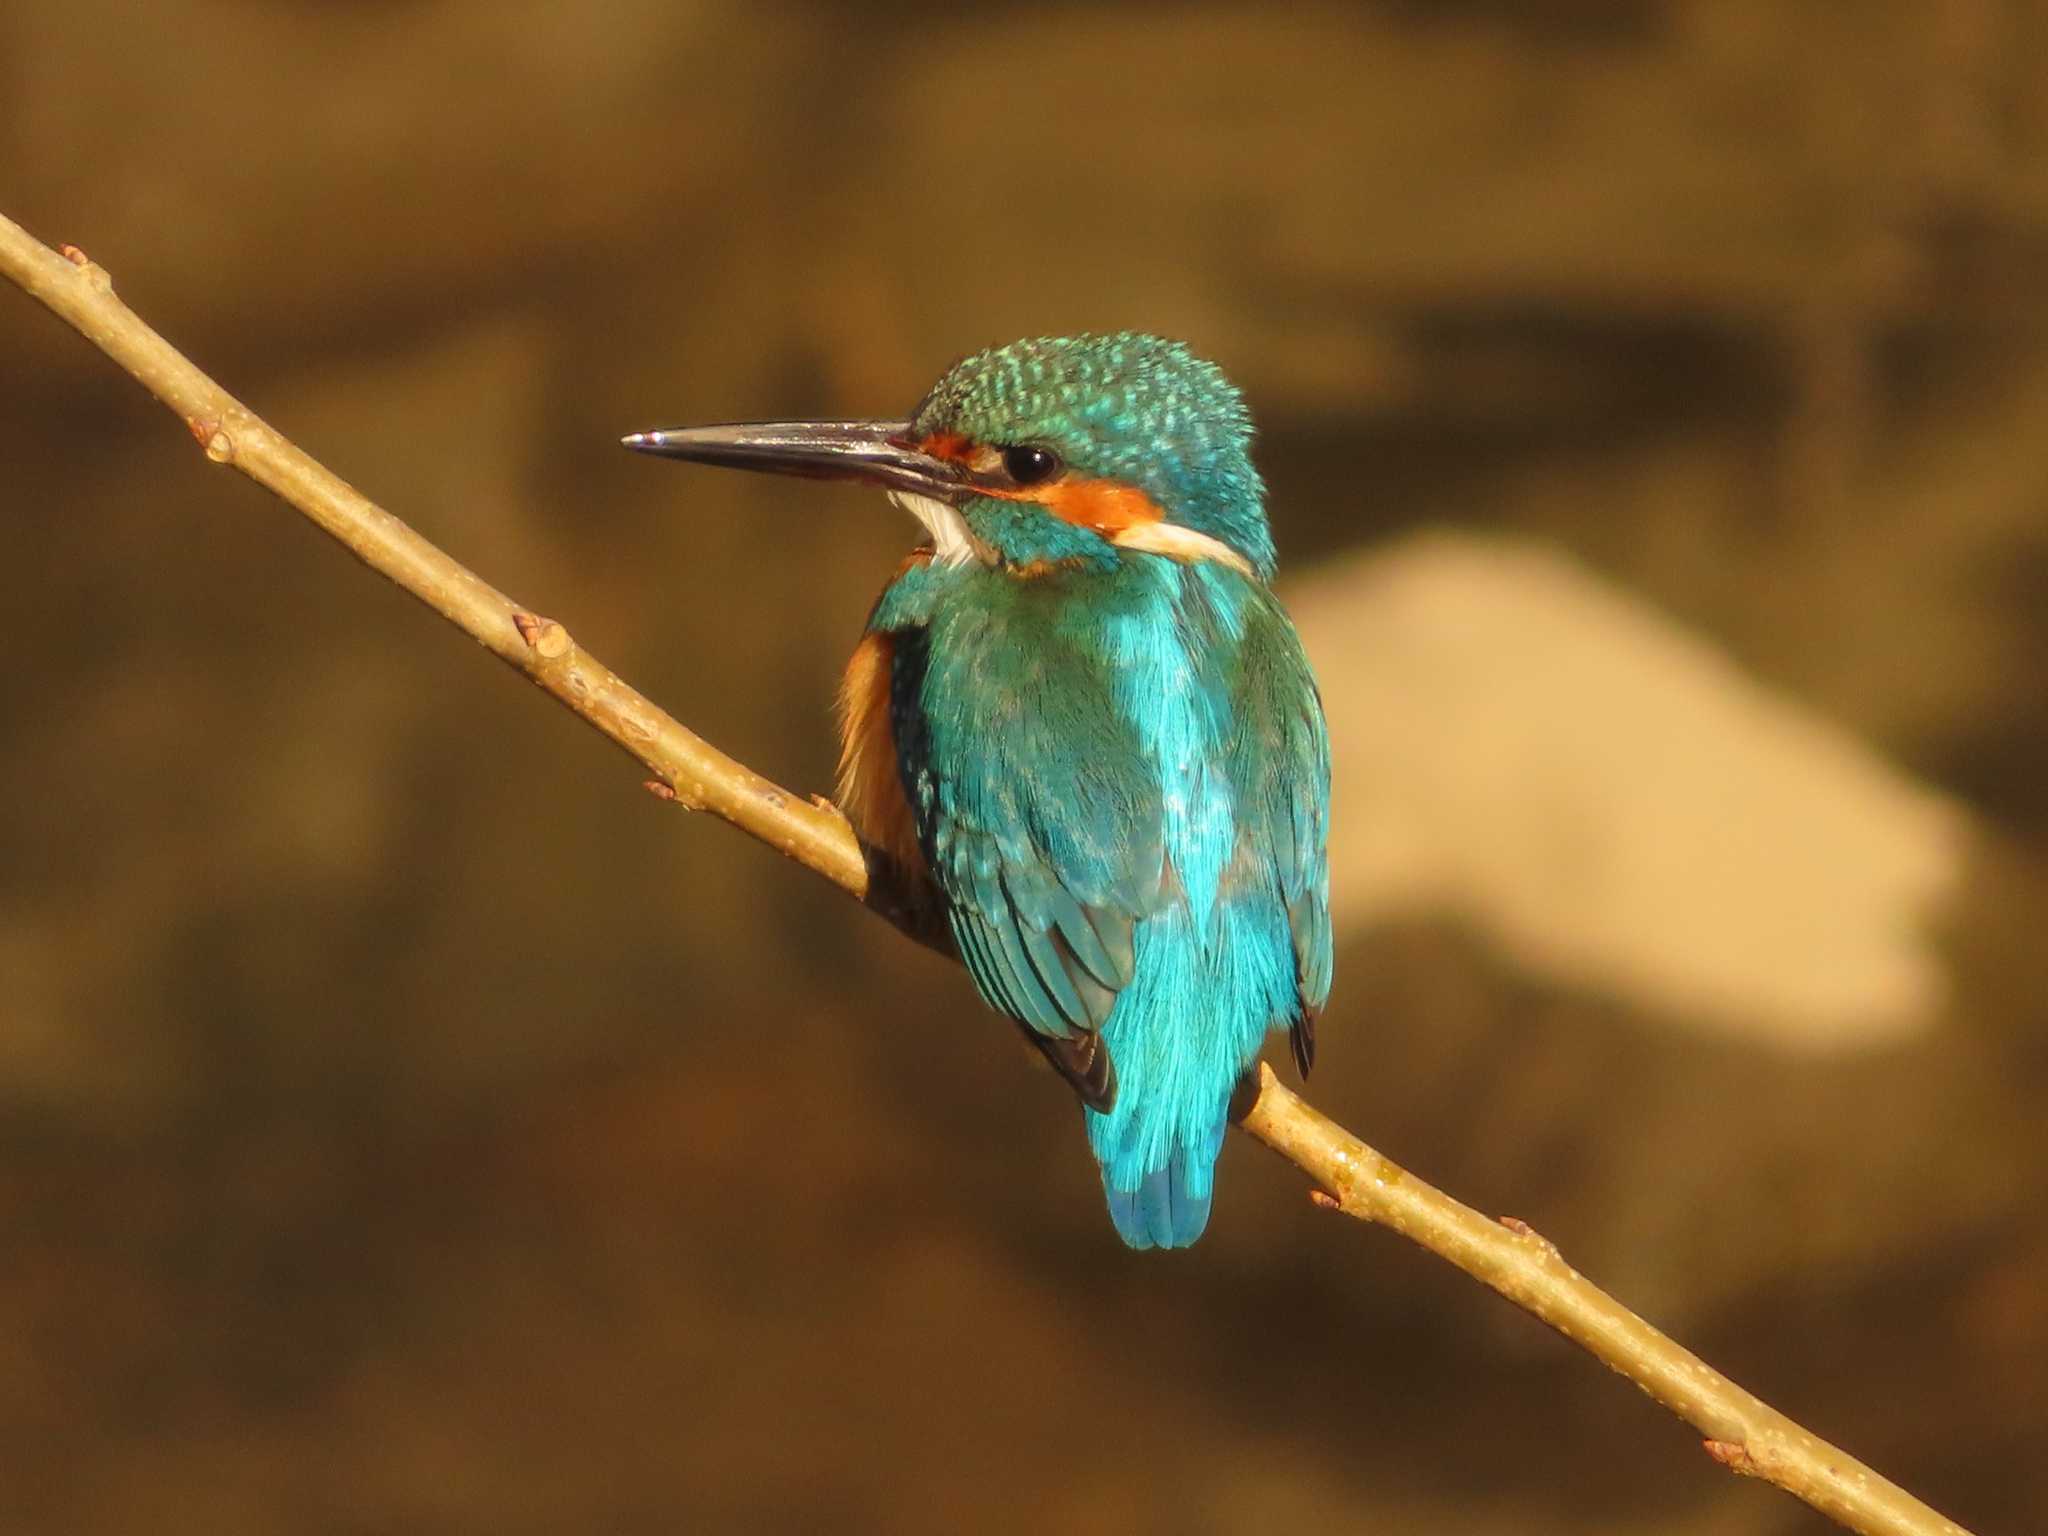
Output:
[913, 435, 1165, 539]
[1025, 476, 1164, 533]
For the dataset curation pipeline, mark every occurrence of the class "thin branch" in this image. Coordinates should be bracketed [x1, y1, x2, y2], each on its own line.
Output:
[0, 210, 1974, 1536]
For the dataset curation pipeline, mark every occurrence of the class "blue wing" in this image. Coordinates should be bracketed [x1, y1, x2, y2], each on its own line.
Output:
[890, 623, 1166, 1107]
[1227, 589, 1333, 1075]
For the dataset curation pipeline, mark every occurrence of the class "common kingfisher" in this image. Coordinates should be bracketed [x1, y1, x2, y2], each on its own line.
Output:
[625, 334, 1332, 1249]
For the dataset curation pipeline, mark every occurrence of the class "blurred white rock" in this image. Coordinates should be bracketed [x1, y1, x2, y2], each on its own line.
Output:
[1287, 531, 1969, 1050]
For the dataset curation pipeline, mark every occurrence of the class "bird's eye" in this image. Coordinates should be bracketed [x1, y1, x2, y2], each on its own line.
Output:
[1001, 444, 1062, 486]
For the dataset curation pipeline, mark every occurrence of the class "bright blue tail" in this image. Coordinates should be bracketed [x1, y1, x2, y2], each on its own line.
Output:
[1085, 898, 1301, 1251]
[1100, 1127, 1225, 1249]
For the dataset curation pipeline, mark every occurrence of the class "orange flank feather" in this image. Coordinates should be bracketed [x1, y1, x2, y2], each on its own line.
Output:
[836, 628, 927, 879]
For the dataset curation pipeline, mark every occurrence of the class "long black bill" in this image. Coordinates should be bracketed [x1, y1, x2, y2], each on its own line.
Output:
[621, 419, 965, 500]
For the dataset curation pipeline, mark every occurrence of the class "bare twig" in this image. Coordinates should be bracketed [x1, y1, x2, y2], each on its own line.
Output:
[1242, 1070, 1971, 1535]
[0, 210, 1973, 1536]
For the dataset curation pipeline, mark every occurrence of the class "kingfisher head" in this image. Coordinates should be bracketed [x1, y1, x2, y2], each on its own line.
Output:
[625, 333, 1275, 581]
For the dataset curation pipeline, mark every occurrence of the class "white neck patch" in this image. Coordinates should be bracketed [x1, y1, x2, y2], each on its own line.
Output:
[1111, 520, 1256, 577]
[889, 490, 988, 567]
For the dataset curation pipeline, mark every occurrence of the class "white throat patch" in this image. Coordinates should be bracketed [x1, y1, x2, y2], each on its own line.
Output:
[889, 490, 987, 567]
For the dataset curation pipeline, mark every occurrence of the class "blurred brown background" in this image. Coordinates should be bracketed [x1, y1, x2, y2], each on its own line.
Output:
[3, 3, 2044, 1532]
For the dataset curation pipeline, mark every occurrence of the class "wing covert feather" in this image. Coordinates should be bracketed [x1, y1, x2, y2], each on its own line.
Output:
[892, 624, 1165, 1065]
